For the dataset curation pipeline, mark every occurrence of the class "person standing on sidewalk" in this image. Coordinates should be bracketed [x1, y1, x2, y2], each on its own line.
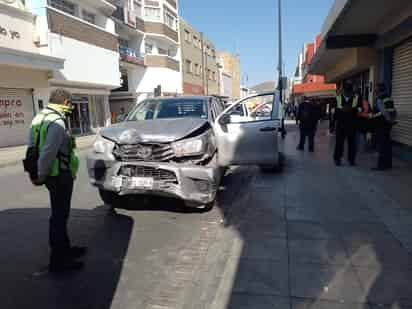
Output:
[27, 89, 86, 273]
[333, 82, 361, 166]
[370, 84, 397, 171]
[357, 91, 371, 151]
[297, 98, 321, 152]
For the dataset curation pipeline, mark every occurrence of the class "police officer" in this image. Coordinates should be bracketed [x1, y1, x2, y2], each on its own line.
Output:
[371, 84, 397, 171]
[28, 89, 86, 273]
[333, 82, 361, 166]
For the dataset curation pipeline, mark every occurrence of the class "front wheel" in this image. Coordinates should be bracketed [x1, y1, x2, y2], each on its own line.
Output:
[184, 200, 215, 213]
[99, 189, 121, 208]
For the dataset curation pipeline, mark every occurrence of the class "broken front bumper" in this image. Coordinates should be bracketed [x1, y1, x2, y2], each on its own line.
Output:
[86, 153, 223, 205]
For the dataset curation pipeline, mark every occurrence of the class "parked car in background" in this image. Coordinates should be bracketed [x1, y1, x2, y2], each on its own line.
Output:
[87, 92, 283, 211]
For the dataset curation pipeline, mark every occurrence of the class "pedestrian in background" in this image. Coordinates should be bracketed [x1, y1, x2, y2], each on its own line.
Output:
[329, 99, 337, 135]
[371, 84, 397, 171]
[357, 91, 371, 151]
[26, 89, 86, 273]
[333, 82, 361, 166]
[297, 98, 321, 152]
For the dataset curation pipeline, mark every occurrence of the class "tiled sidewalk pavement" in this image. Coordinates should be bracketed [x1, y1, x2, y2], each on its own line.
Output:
[213, 126, 412, 309]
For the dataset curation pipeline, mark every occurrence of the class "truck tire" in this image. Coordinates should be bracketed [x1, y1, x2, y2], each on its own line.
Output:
[99, 189, 121, 208]
[184, 200, 215, 213]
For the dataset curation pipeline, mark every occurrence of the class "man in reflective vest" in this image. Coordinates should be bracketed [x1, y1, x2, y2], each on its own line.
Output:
[28, 89, 85, 273]
[371, 83, 397, 171]
[333, 82, 361, 166]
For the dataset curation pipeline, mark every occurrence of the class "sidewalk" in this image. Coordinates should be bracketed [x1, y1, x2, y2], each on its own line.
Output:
[211, 125, 412, 309]
[0, 134, 96, 168]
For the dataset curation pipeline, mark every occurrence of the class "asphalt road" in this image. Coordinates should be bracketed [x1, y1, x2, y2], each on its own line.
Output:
[0, 151, 254, 309]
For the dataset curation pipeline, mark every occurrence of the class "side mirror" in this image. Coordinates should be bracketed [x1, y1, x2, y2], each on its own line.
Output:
[219, 113, 231, 126]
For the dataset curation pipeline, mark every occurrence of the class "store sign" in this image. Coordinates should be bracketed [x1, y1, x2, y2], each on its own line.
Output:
[0, 97, 27, 128]
[0, 25, 20, 40]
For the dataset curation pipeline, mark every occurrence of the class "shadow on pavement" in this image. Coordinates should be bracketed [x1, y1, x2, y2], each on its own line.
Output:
[214, 124, 412, 309]
[0, 207, 133, 309]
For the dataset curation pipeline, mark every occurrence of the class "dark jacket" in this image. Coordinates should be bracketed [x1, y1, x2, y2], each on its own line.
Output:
[297, 101, 321, 130]
[335, 95, 361, 131]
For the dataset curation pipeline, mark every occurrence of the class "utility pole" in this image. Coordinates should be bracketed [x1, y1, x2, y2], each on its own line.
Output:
[200, 32, 206, 95]
[277, 0, 283, 103]
[205, 42, 209, 95]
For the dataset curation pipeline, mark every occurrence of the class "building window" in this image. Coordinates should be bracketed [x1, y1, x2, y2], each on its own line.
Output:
[144, 6, 160, 20]
[49, 0, 76, 16]
[82, 10, 96, 24]
[212, 71, 216, 81]
[211, 49, 216, 58]
[134, 0, 142, 17]
[184, 29, 191, 42]
[164, 11, 176, 30]
[185, 60, 192, 74]
[158, 47, 167, 55]
[145, 43, 153, 54]
[207, 69, 211, 80]
[194, 63, 200, 76]
[119, 38, 129, 48]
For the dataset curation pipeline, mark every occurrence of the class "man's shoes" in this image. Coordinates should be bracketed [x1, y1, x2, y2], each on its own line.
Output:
[334, 160, 341, 166]
[69, 246, 88, 259]
[309, 148, 314, 153]
[49, 260, 84, 273]
[297, 146, 304, 151]
[349, 161, 356, 167]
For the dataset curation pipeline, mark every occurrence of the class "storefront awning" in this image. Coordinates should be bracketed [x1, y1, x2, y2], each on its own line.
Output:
[293, 82, 336, 98]
[310, 0, 412, 75]
[0, 46, 64, 72]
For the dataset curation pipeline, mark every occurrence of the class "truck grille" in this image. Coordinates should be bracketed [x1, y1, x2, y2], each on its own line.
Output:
[113, 143, 175, 162]
[118, 165, 178, 183]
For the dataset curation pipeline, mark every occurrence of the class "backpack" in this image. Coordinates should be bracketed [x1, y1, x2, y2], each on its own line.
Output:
[23, 112, 61, 181]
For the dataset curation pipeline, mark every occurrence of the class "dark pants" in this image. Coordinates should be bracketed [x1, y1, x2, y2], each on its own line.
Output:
[298, 127, 316, 151]
[329, 113, 336, 133]
[376, 125, 392, 169]
[45, 171, 74, 261]
[334, 127, 357, 164]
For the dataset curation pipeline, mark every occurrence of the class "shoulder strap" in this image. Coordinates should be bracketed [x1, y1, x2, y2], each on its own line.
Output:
[34, 111, 64, 149]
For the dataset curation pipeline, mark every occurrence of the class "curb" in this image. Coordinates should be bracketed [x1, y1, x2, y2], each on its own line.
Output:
[0, 144, 93, 169]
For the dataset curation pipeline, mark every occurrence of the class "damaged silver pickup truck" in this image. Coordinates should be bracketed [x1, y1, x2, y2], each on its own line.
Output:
[87, 92, 283, 211]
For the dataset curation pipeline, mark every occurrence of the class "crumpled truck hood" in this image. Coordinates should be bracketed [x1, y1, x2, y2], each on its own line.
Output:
[100, 118, 210, 144]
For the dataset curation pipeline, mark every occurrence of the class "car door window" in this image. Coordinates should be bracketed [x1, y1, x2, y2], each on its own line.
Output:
[210, 99, 222, 121]
[226, 94, 276, 123]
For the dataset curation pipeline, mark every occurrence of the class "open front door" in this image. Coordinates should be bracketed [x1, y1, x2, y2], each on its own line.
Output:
[215, 92, 282, 167]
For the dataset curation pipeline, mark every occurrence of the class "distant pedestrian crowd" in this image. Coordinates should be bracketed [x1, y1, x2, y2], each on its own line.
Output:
[294, 82, 397, 171]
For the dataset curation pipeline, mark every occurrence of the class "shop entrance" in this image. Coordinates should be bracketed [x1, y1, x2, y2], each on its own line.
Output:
[68, 95, 91, 135]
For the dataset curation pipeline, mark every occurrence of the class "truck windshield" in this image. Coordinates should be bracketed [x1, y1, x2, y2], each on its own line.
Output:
[127, 99, 208, 121]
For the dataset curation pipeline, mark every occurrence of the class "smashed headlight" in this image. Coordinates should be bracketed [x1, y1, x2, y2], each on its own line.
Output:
[93, 135, 115, 154]
[172, 133, 210, 157]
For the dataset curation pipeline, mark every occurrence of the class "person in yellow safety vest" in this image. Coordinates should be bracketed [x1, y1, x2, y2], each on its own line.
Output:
[370, 83, 397, 171]
[27, 89, 86, 273]
[333, 82, 362, 166]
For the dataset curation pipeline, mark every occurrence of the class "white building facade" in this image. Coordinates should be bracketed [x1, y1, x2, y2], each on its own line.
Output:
[0, 0, 64, 147]
[26, 0, 121, 135]
[109, 0, 182, 118]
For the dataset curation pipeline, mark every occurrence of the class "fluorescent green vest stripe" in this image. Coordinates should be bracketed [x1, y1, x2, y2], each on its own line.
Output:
[31, 110, 79, 177]
[336, 95, 359, 109]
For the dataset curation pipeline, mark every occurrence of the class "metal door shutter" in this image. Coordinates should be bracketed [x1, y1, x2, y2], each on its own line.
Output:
[0, 88, 34, 148]
[392, 40, 412, 146]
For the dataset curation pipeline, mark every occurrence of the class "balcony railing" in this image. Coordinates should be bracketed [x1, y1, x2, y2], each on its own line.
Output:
[119, 46, 145, 66]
